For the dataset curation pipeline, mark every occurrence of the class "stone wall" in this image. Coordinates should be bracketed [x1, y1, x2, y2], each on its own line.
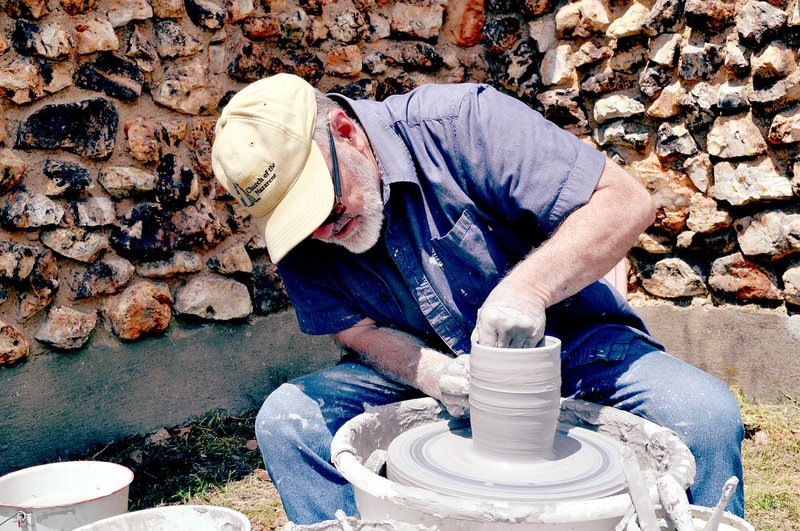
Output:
[1, 0, 799, 366]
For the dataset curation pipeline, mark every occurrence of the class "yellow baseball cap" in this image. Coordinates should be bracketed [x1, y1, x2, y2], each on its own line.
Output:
[211, 73, 333, 263]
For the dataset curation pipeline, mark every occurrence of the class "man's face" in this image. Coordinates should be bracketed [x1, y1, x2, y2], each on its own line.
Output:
[310, 136, 384, 254]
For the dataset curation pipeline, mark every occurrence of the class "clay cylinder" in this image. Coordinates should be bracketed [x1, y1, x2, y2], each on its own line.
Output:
[469, 336, 562, 461]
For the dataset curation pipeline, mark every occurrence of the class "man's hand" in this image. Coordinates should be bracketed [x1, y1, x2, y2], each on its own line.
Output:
[473, 285, 546, 348]
[437, 354, 470, 417]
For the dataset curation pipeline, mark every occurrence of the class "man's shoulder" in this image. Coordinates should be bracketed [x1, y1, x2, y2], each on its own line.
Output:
[371, 82, 494, 126]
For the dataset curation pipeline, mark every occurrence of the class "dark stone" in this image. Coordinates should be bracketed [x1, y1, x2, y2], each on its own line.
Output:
[15, 98, 118, 160]
[580, 68, 630, 95]
[679, 43, 723, 81]
[685, 0, 735, 31]
[3, 0, 50, 18]
[678, 228, 738, 254]
[75, 54, 143, 101]
[69, 257, 134, 299]
[227, 39, 286, 82]
[279, 9, 309, 49]
[656, 122, 699, 157]
[494, 39, 540, 104]
[43, 160, 92, 197]
[486, 0, 520, 12]
[390, 42, 443, 70]
[61, 0, 96, 16]
[0, 240, 38, 282]
[0, 285, 6, 304]
[641, 0, 685, 35]
[330, 79, 379, 100]
[110, 203, 177, 260]
[12, 20, 42, 57]
[639, 64, 670, 98]
[483, 16, 521, 55]
[609, 39, 648, 74]
[248, 259, 290, 314]
[171, 198, 231, 251]
[185, 0, 225, 30]
[680, 83, 717, 130]
[376, 73, 417, 101]
[289, 51, 325, 85]
[156, 154, 198, 207]
[298, 0, 322, 16]
[536, 89, 589, 135]
[19, 248, 59, 322]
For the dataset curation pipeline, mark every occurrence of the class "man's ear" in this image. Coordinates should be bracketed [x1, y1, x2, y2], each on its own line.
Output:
[329, 109, 369, 153]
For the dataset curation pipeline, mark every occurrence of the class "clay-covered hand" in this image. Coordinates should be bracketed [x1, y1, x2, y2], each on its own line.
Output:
[437, 354, 470, 418]
[473, 285, 546, 348]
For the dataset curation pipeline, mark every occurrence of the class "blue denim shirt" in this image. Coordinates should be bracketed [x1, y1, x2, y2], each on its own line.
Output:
[278, 83, 658, 362]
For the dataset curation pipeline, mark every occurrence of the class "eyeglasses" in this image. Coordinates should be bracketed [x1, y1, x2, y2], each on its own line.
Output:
[321, 125, 347, 227]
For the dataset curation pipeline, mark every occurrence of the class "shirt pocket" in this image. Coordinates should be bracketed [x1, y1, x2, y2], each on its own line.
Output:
[430, 209, 503, 308]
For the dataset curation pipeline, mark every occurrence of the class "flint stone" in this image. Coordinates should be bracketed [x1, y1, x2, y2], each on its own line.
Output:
[724, 36, 749, 76]
[35, 306, 97, 349]
[61, 0, 97, 15]
[679, 42, 723, 81]
[675, 229, 738, 254]
[1, 189, 65, 228]
[790, 0, 800, 25]
[580, 67, 625, 94]
[783, 265, 800, 306]
[226, 38, 286, 82]
[75, 54, 143, 101]
[527, 15, 556, 53]
[521, 0, 552, 16]
[322, 1, 366, 43]
[684, 0, 735, 31]
[707, 113, 767, 158]
[536, 89, 589, 135]
[188, 118, 215, 178]
[4, 0, 49, 18]
[593, 119, 650, 150]
[280, 9, 309, 48]
[43, 160, 92, 197]
[711, 158, 793, 205]
[708, 252, 782, 300]
[172, 198, 231, 250]
[680, 82, 717, 130]
[609, 41, 648, 74]
[0, 240, 37, 281]
[108, 0, 153, 28]
[736, 1, 786, 43]
[154, 20, 202, 59]
[153, 58, 221, 115]
[642, 258, 707, 298]
[330, 79, 379, 100]
[752, 42, 796, 82]
[227, 0, 255, 22]
[289, 51, 325, 85]
[19, 248, 59, 322]
[0, 149, 27, 195]
[126, 25, 158, 73]
[735, 210, 800, 259]
[629, 153, 693, 233]
[74, 16, 120, 55]
[573, 42, 612, 69]
[540, 45, 575, 87]
[363, 51, 388, 74]
[0, 320, 28, 367]
[768, 106, 800, 144]
[555, 0, 610, 38]
[110, 203, 176, 259]
[639, 64, 670, 98]
[482, 16, 521, 54]
[69, 256, 135, 299]
[647, 81, 686, 118]
[124, 117, 186, 165]
[186, 0, 226, 30]
[747, 70, 800, 113]
[386, 43, 441, 70]
[136, 251, 202, 278]
[99, 166, 157, 197]
[103, 281, 173, 340]
[634, 232, 673, 254]
[156, 154, 200, 207]
[0, 57, 73, 104]
[153, 0, 184, 18]
[250, 260, 290, 314]
[443, 0, 485, 47]
[593, 94, 644, 124]
[67, 197, 116, 227]
[366, 12, 391, 42]
[16, 98, 118, 160]
[687, 193, 732, 233]
[207, 243, 253, 274]
[243, 15, 281, 40]
[649, 33, 681, 66]
[717, 81, 749, 112]
[683, 153, 711, 192]
[174, 275, 252, 320]
[41, 226, 108, 262]
[606, 1, 649, 38]
[390, 3, 443, 40]
[640, 0, 683, 35]
[656, 122, 698, 158]
[12, 20, 74, 60]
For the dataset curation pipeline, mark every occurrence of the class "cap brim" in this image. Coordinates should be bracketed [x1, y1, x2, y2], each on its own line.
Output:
[254, 141, 333, 263]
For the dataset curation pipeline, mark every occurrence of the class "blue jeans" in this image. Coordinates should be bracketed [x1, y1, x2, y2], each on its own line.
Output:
[255, 336, 745, 524]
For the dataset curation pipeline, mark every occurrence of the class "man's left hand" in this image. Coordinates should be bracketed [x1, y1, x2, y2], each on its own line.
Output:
[473, 285, 546, 348]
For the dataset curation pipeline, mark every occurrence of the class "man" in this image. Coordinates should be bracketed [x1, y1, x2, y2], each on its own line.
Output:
[211, 73, 744, 525]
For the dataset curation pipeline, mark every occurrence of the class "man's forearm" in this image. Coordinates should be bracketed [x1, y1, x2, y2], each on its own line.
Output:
[332, 319, 453, 399]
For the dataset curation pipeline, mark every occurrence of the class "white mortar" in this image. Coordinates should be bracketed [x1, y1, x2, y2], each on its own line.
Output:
[331, 398, 696, 530]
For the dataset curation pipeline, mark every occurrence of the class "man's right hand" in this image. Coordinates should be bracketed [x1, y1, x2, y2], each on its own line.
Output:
[437, 354, 470, 417]
[473, 284, 546, 348]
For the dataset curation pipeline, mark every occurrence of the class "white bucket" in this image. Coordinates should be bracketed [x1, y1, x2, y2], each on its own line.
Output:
[74, 505, 251, 531]
[0, 461, 133, 531]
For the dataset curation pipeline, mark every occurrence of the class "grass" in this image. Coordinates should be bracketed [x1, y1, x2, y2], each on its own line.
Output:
[81, 389, 800, 530]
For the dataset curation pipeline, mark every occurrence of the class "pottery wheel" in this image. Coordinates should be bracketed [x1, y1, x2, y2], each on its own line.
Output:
[386, 418, 627, 502]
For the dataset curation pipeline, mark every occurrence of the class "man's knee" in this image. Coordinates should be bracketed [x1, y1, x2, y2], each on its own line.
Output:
[255, 383, 326, 451]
